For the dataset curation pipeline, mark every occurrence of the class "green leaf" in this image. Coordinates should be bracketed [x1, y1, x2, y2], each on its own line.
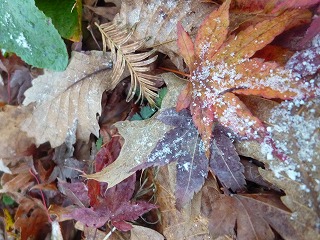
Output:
[96, 137, 103, 151]
[2, 194, 15, 206]
[155, 87, 168, 107]
[0, 0, 68, 71]
[35, 0, 82, 41]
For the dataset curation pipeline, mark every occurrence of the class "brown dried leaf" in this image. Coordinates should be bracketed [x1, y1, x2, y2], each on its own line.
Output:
[156, 164, 211, 240]
[21, 51, 128, 148]
[236, 97, 320, 238]
[130, 225, 164, 240]
[117, 0, 216, 69]
[201, 180, 302, 239]
[15, 197, 51, 240]
[85, 73, 184, 188]
[0, 105, 35, 173]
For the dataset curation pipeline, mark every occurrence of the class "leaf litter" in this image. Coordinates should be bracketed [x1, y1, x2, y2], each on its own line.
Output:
[1, 0, 320, 239]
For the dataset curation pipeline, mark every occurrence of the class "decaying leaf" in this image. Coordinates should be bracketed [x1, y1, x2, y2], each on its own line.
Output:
[21, 51, 128, 148]
[117, 0, 216, 69]
[209, 125, 246, 192]
[201, 178, 302, 240]
[156, 165, 211, 239]
[63, 137, 156, 231]
[130, 225, 164, 240]
[15, 197, 51, 240]
[176, 0, 315, 153]
[235, 95, 320, 238]
[259, 98, 320, 238]
[135, 108, 209, 208]
[85, 73, 184, 187]
[0, 105, 35, 173]
[286, 33, 320, 77]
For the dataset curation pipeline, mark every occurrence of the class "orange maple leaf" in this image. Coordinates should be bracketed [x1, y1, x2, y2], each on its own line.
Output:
[176, 0, 312, 154]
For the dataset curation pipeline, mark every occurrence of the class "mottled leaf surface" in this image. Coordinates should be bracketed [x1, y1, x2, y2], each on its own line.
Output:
[286, 33, 320, 77]
[138, 108, 208, 208]
[118, 0, 216, 69]
[85, 73, 185, 188]
[176, 2, 314, 153]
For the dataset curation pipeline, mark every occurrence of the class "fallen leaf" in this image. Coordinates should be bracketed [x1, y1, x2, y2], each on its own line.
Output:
[15, 197, 51, 240]
[156, 165, 211, 239]
[130, 225, 164, 240]
[85, 73, 184, 187]
[201, 180, 303, 239]
[177, 1, 314, 153]
[117, 0, 216, 69]
[21, 51, 128, 148]
[298, 6, 320, 47]
[134, 108, 208, 208]
[259, 98, 320, 238]
[0, 105, 35, 173]
[286, 33, 320, 77]
[209, 125, 246, 192]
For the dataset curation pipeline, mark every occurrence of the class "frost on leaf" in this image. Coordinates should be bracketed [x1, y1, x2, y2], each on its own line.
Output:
[136, 108, 208, 208]
[21, 51, 124, 148]
[117, 0, 216, 69]
[177, 0, 314, 153]
[286, 33, 320, 77]
[85, 73, 185, 188]
[259, 98, 320, 238]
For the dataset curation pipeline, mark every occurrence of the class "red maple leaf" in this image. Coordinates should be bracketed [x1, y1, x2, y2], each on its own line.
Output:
[176, 0, 315, 155]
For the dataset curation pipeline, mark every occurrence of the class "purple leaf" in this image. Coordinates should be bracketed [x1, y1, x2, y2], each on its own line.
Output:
[298, 12, 320, 47]
[111, 221, 133, 231]
[138, 108, 208, 208]
[66, 207, 111, 228]
[111, 201, 157, 222]
[286, 33, 320, 77]
[58, 180, 90, 207]
[209, 125, 246, 192]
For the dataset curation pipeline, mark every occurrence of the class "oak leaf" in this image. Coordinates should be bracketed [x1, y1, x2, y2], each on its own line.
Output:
[21, 51, 128, 148]
[177, 0, 313, 153]
[259, 98, 320, 238]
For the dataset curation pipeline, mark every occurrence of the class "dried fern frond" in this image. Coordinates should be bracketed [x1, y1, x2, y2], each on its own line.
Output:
[95, 21, 160, 105]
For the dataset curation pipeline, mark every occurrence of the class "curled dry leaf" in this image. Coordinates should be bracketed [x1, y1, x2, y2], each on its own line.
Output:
[21, 51, 129, 148]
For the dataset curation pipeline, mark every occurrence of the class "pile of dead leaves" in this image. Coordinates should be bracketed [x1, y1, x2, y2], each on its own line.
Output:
[0, 0, 319, 239]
